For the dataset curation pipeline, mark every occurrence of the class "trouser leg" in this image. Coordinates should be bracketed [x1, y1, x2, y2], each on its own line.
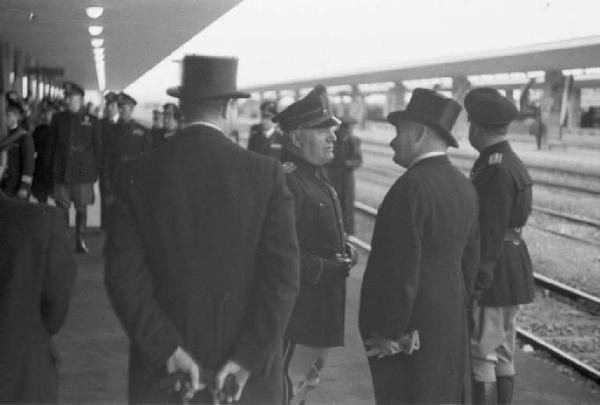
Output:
[75, 208, 89, 254]
[496, 376, 514, 405]
[283, 340, 328, 405]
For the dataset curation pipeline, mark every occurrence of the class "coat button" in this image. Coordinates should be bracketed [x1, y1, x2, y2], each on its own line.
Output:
[513, 240, 520, 246]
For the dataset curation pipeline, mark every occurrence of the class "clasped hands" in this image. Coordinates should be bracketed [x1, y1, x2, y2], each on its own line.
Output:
[166, 346, 250, 403]
[364, 330, 420, 359]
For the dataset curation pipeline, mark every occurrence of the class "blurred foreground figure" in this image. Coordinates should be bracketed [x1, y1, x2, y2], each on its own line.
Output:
[0, 137, 77, 403]
[359, 89, 480, 405]
[104, 55, 300, 404]
[275, 85, 357, 405]
[465, 88, 535, 405]
[325, 116, 363, 234]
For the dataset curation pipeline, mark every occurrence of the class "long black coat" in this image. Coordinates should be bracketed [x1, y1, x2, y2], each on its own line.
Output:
[32, 123, 55, 200]
[359, 155, 480, 405]
[49, 109, 101, 184]
[283, 153, 348, 348]
[325, 131, 362, 234]
[470, 141, 535, 306]
[104, 124, 300, 404]
[0, 192, 76, 403]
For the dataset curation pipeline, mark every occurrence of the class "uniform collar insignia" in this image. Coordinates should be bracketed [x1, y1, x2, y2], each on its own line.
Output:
[488, 153, 503, 165]
[281, 161, 297, 174]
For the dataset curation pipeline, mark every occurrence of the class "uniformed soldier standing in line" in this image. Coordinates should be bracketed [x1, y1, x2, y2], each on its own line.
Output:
[465, 88, 535, 405]
[49, 82, 101, 253]
[99, 91, 119, 228]
[152, 102, 182, 147]
[248, 100, 283, 159]
[0, 99, 35, 200]
[32, 103, 56, 204]
[0, 131, 77, 404]
[325, 116, 363, 235]
[274, 84, 358, 405]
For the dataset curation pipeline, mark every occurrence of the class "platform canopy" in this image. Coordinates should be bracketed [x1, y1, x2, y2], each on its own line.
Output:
[0, 0, 241, 91]
[124, 0, 600, 104]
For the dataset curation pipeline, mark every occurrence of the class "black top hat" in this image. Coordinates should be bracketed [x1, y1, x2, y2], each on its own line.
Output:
[387, 88, 461, 148]
[166, 55, 250, 101]
[464, 87, 518, 127]
[272, 84, 341, 132]
[63, 81, 85, 97]
[118, 92, 137, 106]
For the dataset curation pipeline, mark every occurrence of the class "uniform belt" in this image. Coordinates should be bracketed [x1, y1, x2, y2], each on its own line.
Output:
[504, 227, 522, 245]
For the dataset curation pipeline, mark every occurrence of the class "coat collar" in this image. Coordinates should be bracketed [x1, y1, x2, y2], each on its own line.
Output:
[480, 140, 511, 159]
[407, 153, 452, 171]
[281, 151, 323, 178]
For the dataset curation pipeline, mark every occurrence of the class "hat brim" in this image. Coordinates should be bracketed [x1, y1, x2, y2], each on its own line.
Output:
[166, 86, 250, 100]
[387, 110, 459, 148]
[300, 114, 341, 130]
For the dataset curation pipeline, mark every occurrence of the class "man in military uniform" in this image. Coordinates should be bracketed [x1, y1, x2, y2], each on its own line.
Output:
[0, 126, 77, 404]
[1, 99, 34, 200]
[359, 89, 480, 405]
[49, 82, 101, 253]
[274, 84, 358, 405]
[152, 102, 181, 147]
[248, 100, 282, 159]
[325, 116, 363, 235]
[99, 91, 119, 227]
[465, 88, 535, 405]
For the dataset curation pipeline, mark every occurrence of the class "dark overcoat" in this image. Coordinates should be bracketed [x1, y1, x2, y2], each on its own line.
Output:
[0, 192, 76, 403]
[325, 131, 362, 234]
[32, 123, 55, 200]
[359, 155, 480, 405]
[104, 124, 300, 404]
[470, 141, 535, 306]
[0, 126, 34, 196]
[247, 123, 269, 155]
[283, 153, 348, 348]
[49, 109, 101, 184]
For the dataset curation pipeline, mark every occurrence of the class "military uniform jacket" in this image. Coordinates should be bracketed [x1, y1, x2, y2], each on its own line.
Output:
[104, 124, 300, 404]
[49, 109, 101, 184]
[359, 155, 480, 404]
[325, 132, 363, 234]
[0, 192, 76, 402]
[282, 153, 348, 348]
[470, 141, 535, 306]
[0, 126, 34, 196]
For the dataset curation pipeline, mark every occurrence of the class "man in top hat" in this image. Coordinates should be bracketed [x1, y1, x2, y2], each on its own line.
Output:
[0, 134, 77, 403]
[325, 116, 363, 235]
[359, 88, 480, 404]
[1, 99, 35, 200]
[104, 55, 300, 404]
[465, 87, 535, 405]
[49, 81, 102, 253]
[32, 102, 57, 204]
[152, 103, 182, 147]
[274, 84, 358, 405]
[248, 100, 282, 159]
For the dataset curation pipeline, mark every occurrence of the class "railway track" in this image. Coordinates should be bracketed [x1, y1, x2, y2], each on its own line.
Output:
[350, 201, 600, 384]
[358, 165, 600, 248]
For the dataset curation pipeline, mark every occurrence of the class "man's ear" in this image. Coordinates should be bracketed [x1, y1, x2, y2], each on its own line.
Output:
[414, 124, 426, 143]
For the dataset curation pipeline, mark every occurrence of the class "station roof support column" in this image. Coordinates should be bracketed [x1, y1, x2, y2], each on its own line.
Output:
[541, 69, 566, 147]
[451, 75, 471, 104]
[13, 48, 23, 99]
[386, 81, 406, 117]
[348, 84, 366, 127]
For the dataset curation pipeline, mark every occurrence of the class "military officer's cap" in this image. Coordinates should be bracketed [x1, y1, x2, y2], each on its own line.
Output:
[464, 87, 518, 127]
[272, 85, 340, 132]
[118, 92, 137, 106]
[104, 91, 118, 104]
[163, 103, 181, 119]
[387, 88, 461, 148]
[260, 100, 278, 118]
[63, 81, 85, 97]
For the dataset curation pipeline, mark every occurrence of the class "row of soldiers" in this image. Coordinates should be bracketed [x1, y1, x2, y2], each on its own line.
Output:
[0, 84, 183, 253]
[0, 54, 533, 405]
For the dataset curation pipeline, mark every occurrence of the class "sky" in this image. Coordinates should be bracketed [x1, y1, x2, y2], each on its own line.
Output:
[125, 0, 600, 106]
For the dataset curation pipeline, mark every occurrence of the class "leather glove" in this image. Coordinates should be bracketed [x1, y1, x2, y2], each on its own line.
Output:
[345, 242, 358, 267]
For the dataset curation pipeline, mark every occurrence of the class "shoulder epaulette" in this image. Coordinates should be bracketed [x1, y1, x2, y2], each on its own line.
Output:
[488, 153, 503, 165]
[282, 161, 297, 174]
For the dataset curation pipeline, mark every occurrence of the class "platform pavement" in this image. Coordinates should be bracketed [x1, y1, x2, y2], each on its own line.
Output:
[54, 219, 600, 404]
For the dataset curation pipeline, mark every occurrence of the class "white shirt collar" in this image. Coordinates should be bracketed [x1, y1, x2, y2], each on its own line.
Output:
[408, 151, 446, 169]
[184, 120, 224, 134]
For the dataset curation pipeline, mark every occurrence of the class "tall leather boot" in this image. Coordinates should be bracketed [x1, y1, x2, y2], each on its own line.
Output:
[75, 210, 89, 254]
[496, 376, 514, 405]
[472, 380, 496, 405]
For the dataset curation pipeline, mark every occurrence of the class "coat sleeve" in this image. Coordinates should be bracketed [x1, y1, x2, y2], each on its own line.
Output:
[41, 208, 77, 335]
[369, 178, 428, 340]
[104, 183, 183, 369]
[474, 167, 512, 294]
[232, 162, 300, 372]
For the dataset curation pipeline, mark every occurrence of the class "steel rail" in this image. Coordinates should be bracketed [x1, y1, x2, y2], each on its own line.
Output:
[350, 202, 600, 383]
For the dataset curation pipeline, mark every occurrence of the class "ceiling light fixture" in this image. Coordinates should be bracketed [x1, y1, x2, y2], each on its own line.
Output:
[93, 47, 104, 56]
[91, 38, 104, 48]
[86, 6, 104, 19]
[88, 25, 103, 36]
